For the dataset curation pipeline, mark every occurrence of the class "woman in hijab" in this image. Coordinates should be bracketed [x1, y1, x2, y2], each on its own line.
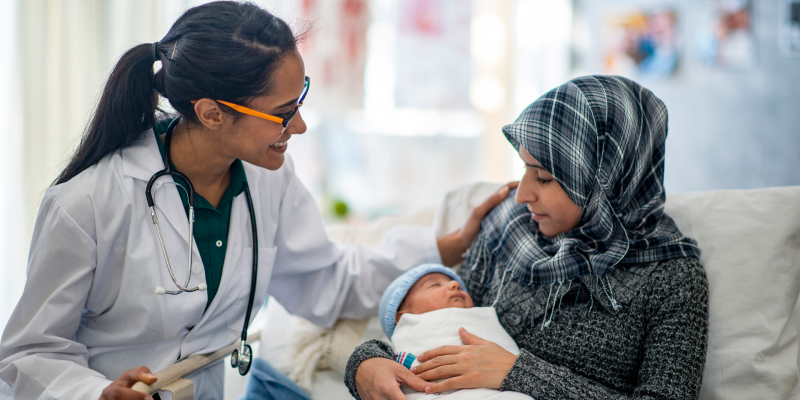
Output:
[346, 76, 709, 399]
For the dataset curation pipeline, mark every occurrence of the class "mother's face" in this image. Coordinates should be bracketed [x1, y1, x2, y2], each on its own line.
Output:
[515, 147, 582, 237]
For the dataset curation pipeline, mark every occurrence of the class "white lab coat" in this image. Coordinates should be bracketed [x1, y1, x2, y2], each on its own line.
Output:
[0, 129, 440, 400]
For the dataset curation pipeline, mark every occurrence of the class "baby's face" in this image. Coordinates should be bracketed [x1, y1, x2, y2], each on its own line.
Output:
[396, 273, 474, 323]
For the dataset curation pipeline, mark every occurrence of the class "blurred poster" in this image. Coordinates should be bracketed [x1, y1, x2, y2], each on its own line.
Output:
[779, 0, 800, 56]
[601, 9, 679, 79]
[695, 0, 757, 69]
[395, 0, 473, 109]
[266, 0, 369, 110]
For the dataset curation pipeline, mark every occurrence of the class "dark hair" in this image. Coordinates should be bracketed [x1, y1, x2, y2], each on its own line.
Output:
[55, 1, 300, 184]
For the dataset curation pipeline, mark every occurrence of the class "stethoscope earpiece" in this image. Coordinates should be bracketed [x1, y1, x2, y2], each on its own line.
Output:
[154, 284, 206, 295]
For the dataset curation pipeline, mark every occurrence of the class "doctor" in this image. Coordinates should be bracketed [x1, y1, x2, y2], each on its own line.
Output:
[0, 2, 514, 400]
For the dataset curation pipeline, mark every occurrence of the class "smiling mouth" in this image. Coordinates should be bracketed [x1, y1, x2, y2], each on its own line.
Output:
[270, 141, 288, 148]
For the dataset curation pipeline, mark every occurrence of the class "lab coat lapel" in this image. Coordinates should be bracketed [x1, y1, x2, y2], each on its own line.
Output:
[122, 129, 196, 249]
[242, 162, 267, 244]
[200, 194, 248, 323]
[151, 178, 194, 248]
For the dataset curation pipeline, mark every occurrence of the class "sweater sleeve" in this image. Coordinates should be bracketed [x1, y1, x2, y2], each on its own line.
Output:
[500, 261, 709, 399]
[343, 339, 396, 400]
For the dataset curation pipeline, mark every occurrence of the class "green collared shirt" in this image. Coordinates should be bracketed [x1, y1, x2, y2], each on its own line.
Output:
[153, 119, 249, 310]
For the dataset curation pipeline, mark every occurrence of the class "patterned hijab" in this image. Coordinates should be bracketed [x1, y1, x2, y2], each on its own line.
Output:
[466, 76, 700, 309]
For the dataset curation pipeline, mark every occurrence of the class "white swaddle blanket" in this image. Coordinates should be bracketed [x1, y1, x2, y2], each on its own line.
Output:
[392, 307, 533, 400]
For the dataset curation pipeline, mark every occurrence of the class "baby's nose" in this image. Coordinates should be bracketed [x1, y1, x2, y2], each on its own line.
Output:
[448, 280, 461, 290]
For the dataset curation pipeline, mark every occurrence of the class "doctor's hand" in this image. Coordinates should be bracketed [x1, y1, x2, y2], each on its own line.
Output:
[355, 357, 430, 400]
[411, 327, 517, 394]
[437, 182, 519, 267]
[100, 366, 158, 400]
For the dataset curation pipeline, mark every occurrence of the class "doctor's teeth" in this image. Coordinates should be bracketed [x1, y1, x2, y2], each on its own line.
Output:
[271, 141, 287, 148]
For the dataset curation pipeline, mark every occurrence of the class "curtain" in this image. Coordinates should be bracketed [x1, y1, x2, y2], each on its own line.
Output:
[0, 0, 24, 342]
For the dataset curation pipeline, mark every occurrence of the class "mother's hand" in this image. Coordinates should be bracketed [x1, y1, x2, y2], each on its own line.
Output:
[355, 357, 430, 400]
[437, 182, 519, 267]
[412, 328, 517, 394]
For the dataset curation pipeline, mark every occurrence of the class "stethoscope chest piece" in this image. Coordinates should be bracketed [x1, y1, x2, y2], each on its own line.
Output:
[231, 342, 253, 376]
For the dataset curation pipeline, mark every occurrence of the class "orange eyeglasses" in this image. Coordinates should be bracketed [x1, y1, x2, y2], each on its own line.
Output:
[194, 76, 310, 133]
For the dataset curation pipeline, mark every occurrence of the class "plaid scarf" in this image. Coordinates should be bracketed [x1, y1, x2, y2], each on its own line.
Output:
[465, 76, 700, 310]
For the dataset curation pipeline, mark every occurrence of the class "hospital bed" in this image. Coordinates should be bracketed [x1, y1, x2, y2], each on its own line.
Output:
[136, 182, 800, 400]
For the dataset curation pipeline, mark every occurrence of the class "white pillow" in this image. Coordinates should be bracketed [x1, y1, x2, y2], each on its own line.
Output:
[665, 187, 800, 400]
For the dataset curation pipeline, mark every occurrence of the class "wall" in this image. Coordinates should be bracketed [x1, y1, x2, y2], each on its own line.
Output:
[573, 0, 800, 193]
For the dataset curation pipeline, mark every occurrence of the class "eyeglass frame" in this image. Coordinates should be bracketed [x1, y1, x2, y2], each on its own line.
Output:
[192, 76, 310, 133]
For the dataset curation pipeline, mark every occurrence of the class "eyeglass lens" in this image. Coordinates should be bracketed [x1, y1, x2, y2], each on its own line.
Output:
[282, 77, 310, 128]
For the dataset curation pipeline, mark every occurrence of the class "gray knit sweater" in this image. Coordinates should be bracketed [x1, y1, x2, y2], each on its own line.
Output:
[344, 257, 709, 399]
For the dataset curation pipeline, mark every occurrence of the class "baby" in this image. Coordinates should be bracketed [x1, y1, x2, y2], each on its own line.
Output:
[379, 264, 533, 400]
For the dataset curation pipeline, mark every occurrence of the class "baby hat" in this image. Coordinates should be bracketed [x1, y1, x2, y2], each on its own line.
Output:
[379, 263, 466, 339]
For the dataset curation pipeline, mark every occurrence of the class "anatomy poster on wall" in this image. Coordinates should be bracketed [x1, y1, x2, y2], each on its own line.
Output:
[695, 0, 757, 69]
[600, 9, 679, 79]
[394, 0, 473, 109]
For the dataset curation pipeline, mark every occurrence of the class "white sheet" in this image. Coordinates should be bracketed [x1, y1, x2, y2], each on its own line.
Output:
[392, 307, 532, 400]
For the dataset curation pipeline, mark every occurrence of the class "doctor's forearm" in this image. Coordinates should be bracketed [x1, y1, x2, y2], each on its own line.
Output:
[275, 225, 440, 325]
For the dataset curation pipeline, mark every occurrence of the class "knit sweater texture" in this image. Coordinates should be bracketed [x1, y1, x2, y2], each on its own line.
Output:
[344, 257, 709, 399]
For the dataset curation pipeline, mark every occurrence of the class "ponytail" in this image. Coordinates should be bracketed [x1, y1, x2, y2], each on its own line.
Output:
[55, 1, 300, 184]
[55, 44, 158, 184]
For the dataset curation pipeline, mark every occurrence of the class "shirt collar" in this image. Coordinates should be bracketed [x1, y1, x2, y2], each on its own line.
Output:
[152, 119, 249, 210]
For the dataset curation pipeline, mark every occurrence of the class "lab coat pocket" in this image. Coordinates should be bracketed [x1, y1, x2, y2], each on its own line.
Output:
[226, 246, 277, 332]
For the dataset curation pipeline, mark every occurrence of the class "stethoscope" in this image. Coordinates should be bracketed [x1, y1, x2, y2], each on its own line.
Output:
[145, 118, 258, 376]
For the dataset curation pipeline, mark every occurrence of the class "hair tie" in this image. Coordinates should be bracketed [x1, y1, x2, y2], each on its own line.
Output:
[152, 42, 160, 63]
